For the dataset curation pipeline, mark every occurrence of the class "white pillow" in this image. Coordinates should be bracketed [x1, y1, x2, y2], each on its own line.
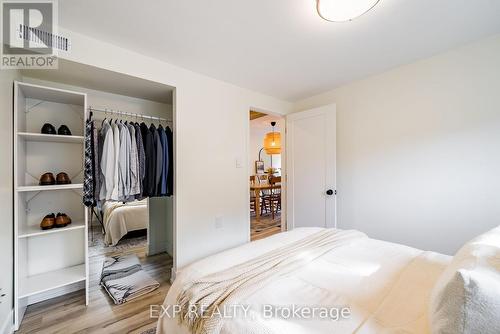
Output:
[430, 226, 500, 334]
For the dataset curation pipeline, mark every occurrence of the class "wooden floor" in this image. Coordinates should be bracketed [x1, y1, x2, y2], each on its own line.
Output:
[16, 217, 281, 334]
[250, 212, 282, 241]
[16, 241, 172, 334]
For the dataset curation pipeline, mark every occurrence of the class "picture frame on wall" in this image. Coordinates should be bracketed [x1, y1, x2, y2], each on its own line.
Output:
[255, 160, 265, 174]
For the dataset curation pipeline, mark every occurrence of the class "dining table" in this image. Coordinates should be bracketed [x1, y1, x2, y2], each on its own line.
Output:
[250, 183, 281, 220]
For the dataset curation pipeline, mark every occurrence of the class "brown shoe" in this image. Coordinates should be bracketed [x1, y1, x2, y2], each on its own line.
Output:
[56, 172, 71, 185]
[39, 172, 56, 186]
[55, 215, 68, 228]
[40, 214, 55, 230]
[56, 213, 72, 225]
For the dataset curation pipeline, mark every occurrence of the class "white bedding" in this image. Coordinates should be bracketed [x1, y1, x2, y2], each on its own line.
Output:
[102, 199, 148, 246]
[158, 228, 451, 334]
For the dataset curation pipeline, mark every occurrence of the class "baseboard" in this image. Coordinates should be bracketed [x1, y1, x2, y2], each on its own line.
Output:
[170, 267, 177, 284]
[0, 309, 13, 334]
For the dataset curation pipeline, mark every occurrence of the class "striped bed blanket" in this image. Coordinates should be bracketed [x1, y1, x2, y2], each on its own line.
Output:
[100, 254, 160, 304]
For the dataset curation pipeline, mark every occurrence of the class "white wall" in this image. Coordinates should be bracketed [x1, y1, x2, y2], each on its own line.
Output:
[0, 70, 19, 334]
[295, 34, 500, 255]
[52, 28, 293, 271]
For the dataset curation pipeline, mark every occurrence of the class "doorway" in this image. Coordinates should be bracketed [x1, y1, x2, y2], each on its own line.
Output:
[249, 110, 285, 241]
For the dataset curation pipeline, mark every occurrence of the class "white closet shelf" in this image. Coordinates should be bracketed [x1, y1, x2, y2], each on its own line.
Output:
[18, 221, 85, 239]
[18, 132, 84, 144]
[18, 264, 86, 299]
[17, 184, 84, 192]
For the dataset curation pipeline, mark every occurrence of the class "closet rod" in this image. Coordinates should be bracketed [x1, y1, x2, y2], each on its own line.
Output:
[88, 106, 172, 123]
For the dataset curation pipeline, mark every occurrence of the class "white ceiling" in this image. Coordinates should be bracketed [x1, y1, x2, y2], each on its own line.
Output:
[251, 114, 284, 131]
[59, 0, 500, 102]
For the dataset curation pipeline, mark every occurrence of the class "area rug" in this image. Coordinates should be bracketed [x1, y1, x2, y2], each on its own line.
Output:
[251, 215, 281, 234]
[89, 229, 147, 257]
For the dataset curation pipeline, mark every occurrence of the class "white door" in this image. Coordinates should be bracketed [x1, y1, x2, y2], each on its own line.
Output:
[286, 104, 336, 229]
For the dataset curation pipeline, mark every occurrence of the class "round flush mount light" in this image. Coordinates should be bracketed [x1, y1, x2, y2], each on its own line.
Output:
[317, 0, 380, 22]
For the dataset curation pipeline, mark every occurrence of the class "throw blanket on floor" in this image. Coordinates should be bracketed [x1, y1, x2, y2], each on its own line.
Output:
[101, 254, 160, 304]
[176, 229, 367, 334]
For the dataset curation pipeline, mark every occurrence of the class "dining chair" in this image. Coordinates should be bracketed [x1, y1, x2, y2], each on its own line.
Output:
[263, 176, 281, 219]
[250, 176, 257, 215]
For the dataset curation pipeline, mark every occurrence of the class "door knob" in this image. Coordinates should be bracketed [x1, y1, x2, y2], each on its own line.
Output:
[326, 189, 334, 196]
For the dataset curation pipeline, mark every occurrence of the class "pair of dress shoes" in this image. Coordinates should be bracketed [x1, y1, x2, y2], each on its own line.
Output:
[41, 123, 72, 136]
[40, 213, 72, 230]
[39, 172, 71, 185]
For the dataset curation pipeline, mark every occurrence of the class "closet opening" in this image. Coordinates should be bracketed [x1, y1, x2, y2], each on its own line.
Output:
[14, 59, 176, 331]
[248, 110, 286, 241]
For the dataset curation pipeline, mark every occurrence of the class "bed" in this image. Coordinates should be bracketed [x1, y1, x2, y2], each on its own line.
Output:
[158, 227, 453, 333]
[102, 199, 148, 246]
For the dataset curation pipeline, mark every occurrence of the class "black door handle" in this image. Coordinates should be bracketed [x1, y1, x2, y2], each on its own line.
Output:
[326, 189, 334, 196]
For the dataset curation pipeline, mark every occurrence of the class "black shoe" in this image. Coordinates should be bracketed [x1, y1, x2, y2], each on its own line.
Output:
[57, 125, 72, 136]
[41, 123, 56, 135]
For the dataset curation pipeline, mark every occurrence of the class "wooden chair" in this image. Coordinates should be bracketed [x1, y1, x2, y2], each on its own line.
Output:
[250, 176, 256, 215]
[263, 176, 281, 219]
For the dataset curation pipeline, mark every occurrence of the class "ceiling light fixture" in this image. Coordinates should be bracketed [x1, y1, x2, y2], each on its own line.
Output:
[316, 0, 380, 22]
[263, 121, 281, 155]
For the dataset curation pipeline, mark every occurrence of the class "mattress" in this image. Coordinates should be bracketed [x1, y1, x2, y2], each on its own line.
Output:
[157, 227, 451, 334]
[102, 199, 148, 246]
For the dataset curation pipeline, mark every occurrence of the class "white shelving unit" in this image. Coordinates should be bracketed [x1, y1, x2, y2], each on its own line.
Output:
[13, 81, 89, 330]
[18, 221, 86, 239]
[17, 183, 84, 192]
[18, 264, 86, 299]
[18, 132, 85, 144]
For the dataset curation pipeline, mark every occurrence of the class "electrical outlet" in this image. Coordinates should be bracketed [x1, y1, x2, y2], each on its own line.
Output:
[215, 215, 224, 229]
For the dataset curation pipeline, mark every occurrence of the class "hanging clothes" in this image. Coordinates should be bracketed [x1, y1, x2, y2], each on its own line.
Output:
[86, 112, 173, 205]
[127, 123, 141, 199]
[141, 122, 154, 197]
[118, 122, 131, 201]
[135, 122, 146, 200]
[110, 121, 120, 201]
[165, 126, 174, 196]
[92, 120, 101, 204]
[158, 125, 168, 196]
[83, 118, 94, 207]
[100, 119, 115, 201]
[153, 124, 163, 196]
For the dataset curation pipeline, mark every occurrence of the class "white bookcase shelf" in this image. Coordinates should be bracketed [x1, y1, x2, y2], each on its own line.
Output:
[18, 264, 86, 298]
[18, 132, 84, 144]
[14, 81, 89, 330]
[17, 183, 84, 193]
[18, 221, 86, 239]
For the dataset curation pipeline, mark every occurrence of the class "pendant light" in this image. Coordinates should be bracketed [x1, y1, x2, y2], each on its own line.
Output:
[316, 0, 380, 22]
[263, 121, 281, 155]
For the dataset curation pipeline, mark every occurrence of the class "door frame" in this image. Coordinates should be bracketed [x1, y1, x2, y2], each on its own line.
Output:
[247, 108, 288, 241]
[285, 104, 337, 230]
